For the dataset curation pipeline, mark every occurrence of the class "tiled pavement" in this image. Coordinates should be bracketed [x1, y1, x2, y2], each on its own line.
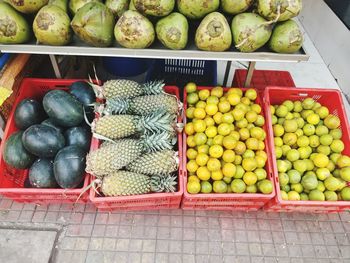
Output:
[0, 196, 349, 263]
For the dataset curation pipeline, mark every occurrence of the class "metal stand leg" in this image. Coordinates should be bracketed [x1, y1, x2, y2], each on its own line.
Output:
[223, 61, 232, 87]
[49, 54, 62, 79]
[244, 61, 256, 87]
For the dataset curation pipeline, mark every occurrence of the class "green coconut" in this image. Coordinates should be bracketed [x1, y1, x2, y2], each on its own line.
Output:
[49, 0, 68, 13]
[106, 0, 129, 17]
[269, 19, 303, 53]
[156, 12, 188, 50]
[114, 10, 155, 48]
[6, 0, 48, 14]
[129, 0, 136, 10]
[231, 12, 272, 52]
[257, 0, 302, 22]
[195, 12, 232, 51]
[0, 1, 31, 44]
[221, 0, 254, 15]
[177, 0, 219, 19]
[68, 0, 102, 15]
[133, 0, 174, 17]
[33, 5, 72, 45]
[71, 2, 114, 47]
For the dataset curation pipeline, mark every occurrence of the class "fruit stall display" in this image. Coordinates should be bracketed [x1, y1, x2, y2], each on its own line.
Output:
[0, 79, 94, 203]
[264, 87, 350, 213]
[86, 80, 184, 211]
[182, 83, 275, 211]
[0, 0, 305, 55]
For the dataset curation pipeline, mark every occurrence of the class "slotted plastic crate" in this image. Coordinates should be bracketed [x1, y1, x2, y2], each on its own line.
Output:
[0, 78, 92, 204]
[182, 87, 275, 211]
[149, 59, 217, 88]
[264, 86, 350, 213]
[89, 86, 184, 211]
[233, 69, 295, 91]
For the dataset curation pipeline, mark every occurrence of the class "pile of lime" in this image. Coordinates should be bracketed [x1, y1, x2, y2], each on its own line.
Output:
[184, 82, 273, 195]
[271, 98, 350, 201]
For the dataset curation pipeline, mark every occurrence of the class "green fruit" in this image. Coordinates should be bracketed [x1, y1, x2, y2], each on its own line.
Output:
[302, 98, 315, 110]
[276, 105, 288, 117]
[221, 0, 253, 15]
[234, 165, 245, 179]
[281, 184, 290, 192]
[284, 119, 298, 132]
[317, 181, 326, 192]
[320, 134, 333, 146]
[305, 159, 315, 171]
[300, 193, 309, 200]
[303, 124, 315, 136]
[330, 140, 344, 153]
[330, 128, 342, 140]
[294, 101, 303, 112]
[340, 187, 350, 201]
[201, 181, 213, 193]
[7, 0, 48, 13]
[279, 172, 289, 186]
[72, 2, 114, 47]
[313, 153, 329, 168]
[301, 174, 318, 191]
[33, 5, 72, 46]
[336, 155, 350, 168]
[277, 160, 289, 173]
[324, 191, 338, 201]
[309, 189, 325, 201]
[288, 169, 301, 184]
[258, 179, 273, 194]
[281, 145, 291, 156]
[288, 191, 300, 201]
[317, 145, 331, 156]
[315, 106, 329, 119]
[257, 0, 302, 21]
[286, 149, 300, 162]
[0, 2, 31, 44]
[156, 12, 188, 50]
[298, 146, 312, 159]
[69, 0, 102, 15]
[324, 115, 340, 129]
[105, 0, 129, 17]
[269, 20, 303, 53]
[195, 12, 232, 51]
[281, 190, 288, 200]
[316, 168, 331, 181]
[64, 126, 91, 152]
[49, 0, 68, 13]
[255, 168, 267, 180]
[14, 99, 45, 130]
[133, 0, 175, 16]
[275, 146, 282, 158]
[291, 183, 303, 193]
[297, 135, 309, 147]
[177, 0, 219, 19]
[231, 12, 272, 52]
[283, 133, 297, 146]
[29, 159, 58, 188]
[340, 167, 350, 182]
[315, 125, 329, 136]
[293, 160, 307, 174]
[246, 184, 257, 193]
[324, 176, 341, 191]
[231, 179, 246, 193]
[309, 135, 320, 147]
[213, 181, 228, 193]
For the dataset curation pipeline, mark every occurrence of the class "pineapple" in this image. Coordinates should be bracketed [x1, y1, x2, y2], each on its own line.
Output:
[90, 79, 164, 100]
[100, 171, 177, 196]
[103, 94, 180, 115]
[86, 132, 174, 177]
[126, 150, 178, 176]
[92, 110, 175, 140]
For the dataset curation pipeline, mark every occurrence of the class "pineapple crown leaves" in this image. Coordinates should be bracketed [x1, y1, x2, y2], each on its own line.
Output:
[103, 97, 129, 115]
[140, 132, 174, 153]
[150, 174, 177, 193]
[137, 110, 176, 135]
[142, 80, 165, 95]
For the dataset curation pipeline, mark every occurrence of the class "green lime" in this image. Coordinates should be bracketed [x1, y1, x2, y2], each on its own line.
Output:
[283, 100, 294, 111]
[301, 174, 318, 191]
[309, 189, 325, 201]
[302, 98, 315, 110]
[309, 135, 320, 147]
[258, 179, 273, 194]
[246, 184, 258, 193]
[317, 145, 331, 156]
[320, 134, 333, 146]
[317, 181, 326, 192]
[340, 167, 350, 182]
[330, 128, 342, 140]
[286, 149, 300, 162]
[279, 173, 289, 186]
[324, 176, 341, 191]
[281, 190, 289, 200]
[291, 183, 303, 193]
[288, 170, 301, 184]
[330, 139, 344, 153]
[187, 93, 199, 105]
[276, 105, 288, 117]
[213, 181, 228, 193]
[316, 168, 331, 181]
[185, 82, 197, 93]
[255, 168, 267, 181]
[340, 187, 350, 201]
[324, 191, 338, 201]
[315, 125, 329, 136]
[293, 160, 308, 174]
[231, 179, 246, 193]
[201, 181, 213, 193]
[300, 193, 309, 200]
[303, 124, 315, 136]
[297, 135, 309, 147]
[294, 101, 303, 112]
[288, 191, 300, 201]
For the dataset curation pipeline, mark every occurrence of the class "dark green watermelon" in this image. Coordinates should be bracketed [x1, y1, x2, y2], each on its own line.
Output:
[41, 118, 64, 134]
[3, 131, 35, 169]
[22, 124, 65, 157]
[69, 81, 96, 106]
[29, 159, 58, 188]
[14, 99, 46, 130]
[64, 126, 91, 152]
[54, 145, 86, 188]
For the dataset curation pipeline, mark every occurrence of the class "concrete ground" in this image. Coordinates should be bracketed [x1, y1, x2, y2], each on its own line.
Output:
[1, 20, 350, 263]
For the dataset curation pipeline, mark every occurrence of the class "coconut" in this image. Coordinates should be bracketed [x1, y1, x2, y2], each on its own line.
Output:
[133, 0, 174, 17]
[231, 12, 272, 52]
[177, 0, 219, 19]
[33, 5, 72, 46]
[114, 10, 155, 48]
[71, 2, 114, 47]
[269, 20, 303, 53]
[195, 12, 232, 52]
[68, 0, 102, 15]
[6, 0, 48, 14]
[0, 2, 31, 44]
[257, 0, 302, 22]
[221, 0, 253, 15]
[106, 0, 129, 17]
[49, 0, 68, 13]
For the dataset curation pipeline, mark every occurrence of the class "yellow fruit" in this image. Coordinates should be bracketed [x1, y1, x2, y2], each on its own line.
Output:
[200, 181, 212, 193]
[234, 141, 246, 155]
[187, 93, 199, 104]
[255, 168, 267, 180]
[187, 160, 199, 173]
[281, 190, 288, 200]
[205, 126, 217, 138]
[315, 106, 329, 119]
[185, 82, 197, 93]
[213, 135, 224, 145]
[222, 163, 237, 178]
[273, 124, 284, 137]
[207, 138, 213, 146]
[274, 137, 283, 147]
[254, 115, 265, 127]
[307, 113, 320, 125]
[288, 191, 300, 201]
[227, 93, 241, 106]
[234, 155, 243, 165]
[218, 123, 231, 136]
[222, 150, 236, 163]
[255, 156, 266, 168]
[245, 89, 257, 100]
[197, 145, 209, 154]
[337, 155, 350, 168]
[246, 138, 259, 150]
[256, 150, 267, 161]
[243, 172, 257, 185]
[205, 103, 218, 116]
[236, 118, 248, 128]
[223, 136, 237, 150]
[211, 86, 224, 97]
[185, 123, 195, 135]
[239, 128, 250, 141]
[250, 103, 261, 114]
[245, 111, 258, 123]
[283, 133, 298, 146]
[204, 117, 215, 126]
[276, 105, 288, 117]
[193, 119, 206, 133]
[207, 96, 219, 105]
[186, 107, 195, 119]
[213, 112, 223, 124]
[187, 181, 201, 194]
[283, 119, 298, 133]
[213, 181, 228, 193]
[198, 89, 210, 100]
[194, 133, 207, 146]
[258, 179, 273, 194]
[211, 170, 224, 181]
[187, 135, 196, 148]
[242, 158, 257, 172]
[196, 166, 211, 181]
[250, 127, 265, 139]
[232, 108, 245, 121]
[227, 88, 243, 97]
[231, 179, 246, 193]
[196, 101, 206, 109]
[218, 101, 231, 113]
[209, 145, 224, 158]
[187, 148, 198, 160]
[222, 113, 234, 124]
[243, 149, 255, 159]
[241, 97, 251, 105]
[207, 158, 221, 171]
[313, 153, 329, 168]
[188, 175, 200, 183]
[324, 114, 340, 129]
[193, 108, 206, 119]
[195, 153, 209, 166]
[220, 96, 227, 102]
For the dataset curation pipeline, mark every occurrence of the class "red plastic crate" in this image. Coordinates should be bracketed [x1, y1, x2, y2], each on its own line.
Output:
[0, 78, 92, 204]
[233, 69, 296, 91]
[182, 87, 276, 211]
[264, 86, 350, 213]
[89, 86, 184, 211]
